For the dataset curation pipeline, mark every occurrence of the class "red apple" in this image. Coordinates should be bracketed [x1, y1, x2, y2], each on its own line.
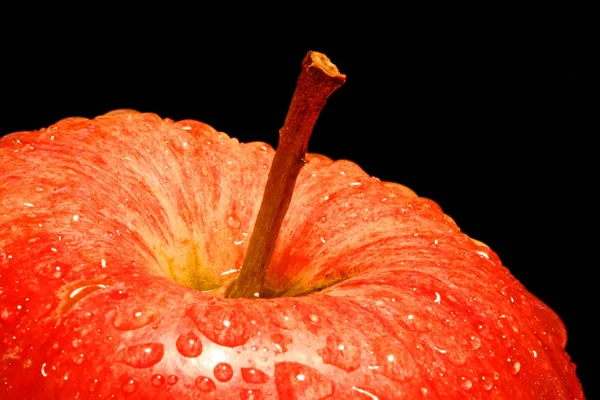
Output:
[0, 52, 584, 399]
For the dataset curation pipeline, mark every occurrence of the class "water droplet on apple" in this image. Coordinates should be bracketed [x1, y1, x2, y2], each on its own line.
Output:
[463, 334, 479, 352]
[0, 305, 23, 326]
[500, 334, 514, 348]
[213, 362, 234, 382]
[121, 378, 139, 395]
[37, 262, 71, 280]
[401, 310, 434, 333]
[166, 375, 179, 385]
[112, 306, 159, 331]
[512, 361, 521, 375]
[227, 216, 240, 228]
[176, 331, 203, 357]
[241, 367, 269, 384]
[240, 389, 263, 400]
[270, 333, 292, 354]
[351, 385, 382, 399]
[109, 289, 129, 300]
[88, 379, 100, 392]
[317, 333, 361, 372]
[274, 362, 334, 399]
[195, 376, 216, 392]
[117, 343, 164, 368]
[62, 282, 108, 313]
[72, 353, 85, 365]
[151, 374, 165, 387]
[460, 377, 473, 390]
[40, 362, 48, 377]
[432, 335, 468, 366]
[481, 375, 494, 390]
[270, 309, 298, 330]
[186, 301, 252, 347]
[373, 339, 416, 382]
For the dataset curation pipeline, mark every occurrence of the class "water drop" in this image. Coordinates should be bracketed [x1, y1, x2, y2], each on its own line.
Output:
[88, 379, 100, 392]
[195, 376, 216, 392]
[500, 334, 514, 348]
[112, 306, 159, 331]
[270, 310, 298, 330]
[121, 378, 139, 395]
[512, 361, 521, 375]
[432, 336, 467, 366]
[240, 389, 262, 400]
[461, 377, 472, 390]
[186, 301, 252, 347]
[117, 343, 164, 368]
[213, 362, 233, 382]
[0, 305, 23, 326]
[72, 353, 85, 365]
[352, 386, 381, 399]
[470, 335, 482, 350]
[482, 375, 493, 391]
[109, 289, 129, 300]
[401, 309, 433, 333]
[227, 216, 240, 228]
[151, 374, 165, 387]
[166, 375, 179, 385]
[274, 362, 333, 399]
[317, 333, 361, 372]
[59, 281, 108, 313]
[176, 331, 203, 357]
[270, 333, 292, 354]
[241, 367, 269, 384]
[40, 363, 48, 377]
[37, 262, 71, 280]
[373, 338, 416, 382]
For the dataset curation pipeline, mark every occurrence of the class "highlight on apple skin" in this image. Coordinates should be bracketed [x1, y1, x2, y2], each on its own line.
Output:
[0, 52, 585, 399]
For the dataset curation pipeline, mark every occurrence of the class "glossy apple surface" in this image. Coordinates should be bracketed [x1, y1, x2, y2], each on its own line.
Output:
[0, 110, 584, 399]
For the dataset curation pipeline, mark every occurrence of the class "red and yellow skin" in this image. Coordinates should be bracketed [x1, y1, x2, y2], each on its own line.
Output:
[0, 110, 584, 399]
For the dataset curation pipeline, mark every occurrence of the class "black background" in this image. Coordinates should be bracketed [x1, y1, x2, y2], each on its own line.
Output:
[1, 7, 592, 397]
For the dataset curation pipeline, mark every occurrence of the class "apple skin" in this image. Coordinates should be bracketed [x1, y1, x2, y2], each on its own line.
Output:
[0, 110, 584, 399]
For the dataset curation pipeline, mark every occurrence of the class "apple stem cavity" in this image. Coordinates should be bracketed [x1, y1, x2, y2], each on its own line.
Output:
[227, 51, 346, 299]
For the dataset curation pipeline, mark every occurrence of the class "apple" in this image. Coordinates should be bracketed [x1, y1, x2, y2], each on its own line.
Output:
[0, 51, 585, 399]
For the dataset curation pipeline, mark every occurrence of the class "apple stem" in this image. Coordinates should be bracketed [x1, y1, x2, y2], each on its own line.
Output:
[227, 51, 346, 299]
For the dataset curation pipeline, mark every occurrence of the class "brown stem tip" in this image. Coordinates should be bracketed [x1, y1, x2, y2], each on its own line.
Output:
[227, 51, 346, 299]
